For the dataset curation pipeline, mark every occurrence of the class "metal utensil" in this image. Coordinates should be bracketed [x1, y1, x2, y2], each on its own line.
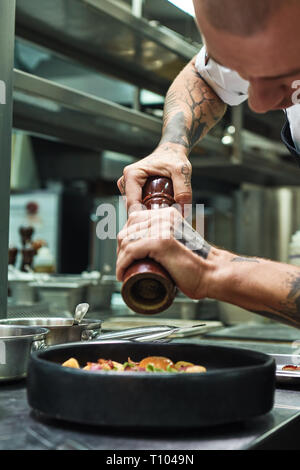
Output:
[0, 317, 101, 347]
[73, 303, 89, 325]
[0, 325, 49, 382]
[94, 324, 206, 342]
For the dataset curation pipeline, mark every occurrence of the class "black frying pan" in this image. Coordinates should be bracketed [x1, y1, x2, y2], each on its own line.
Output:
[27, 341, 276, 428]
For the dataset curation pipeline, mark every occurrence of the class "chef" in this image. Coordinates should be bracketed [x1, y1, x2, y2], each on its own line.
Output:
[116, 0, 300, 328]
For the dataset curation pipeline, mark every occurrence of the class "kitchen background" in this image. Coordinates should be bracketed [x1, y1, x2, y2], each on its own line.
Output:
[4, 0, 300, 327]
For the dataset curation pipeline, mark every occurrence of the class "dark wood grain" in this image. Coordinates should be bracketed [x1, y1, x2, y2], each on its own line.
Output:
[121, 177, 176, 315]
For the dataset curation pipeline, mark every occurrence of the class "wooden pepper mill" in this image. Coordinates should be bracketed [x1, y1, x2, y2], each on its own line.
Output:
[121, 176, 177, 315]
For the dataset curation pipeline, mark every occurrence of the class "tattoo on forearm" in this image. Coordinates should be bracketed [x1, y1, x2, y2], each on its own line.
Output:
[175, 218, 211, 259]
[160, 72, 225, 152]
[252, 272, 300, 328]
[194, 241, 211, 260]
[231, 257, 260, 263]
[279, 273, 300, 321]
[160, 112, 191, 149]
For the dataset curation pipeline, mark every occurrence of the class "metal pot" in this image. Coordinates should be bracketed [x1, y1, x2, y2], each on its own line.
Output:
[0, 317, 101, 346]
[0, 325, 49, 382]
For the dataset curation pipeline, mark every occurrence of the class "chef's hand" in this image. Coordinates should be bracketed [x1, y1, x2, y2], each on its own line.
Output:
[116, 207, 212, 300]
[117, 144, 192, 212]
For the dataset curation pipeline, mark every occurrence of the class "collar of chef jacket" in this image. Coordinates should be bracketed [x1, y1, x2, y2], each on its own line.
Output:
[195, 46, 300, 160]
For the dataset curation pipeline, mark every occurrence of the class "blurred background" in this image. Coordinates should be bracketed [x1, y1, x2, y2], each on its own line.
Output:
[3, 0, 300, 328]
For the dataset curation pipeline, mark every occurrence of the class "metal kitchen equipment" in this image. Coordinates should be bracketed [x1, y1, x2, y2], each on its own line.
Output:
[269, 353, 300, 385]
[9, 279, 37, 305]
[94, 324, 206, 342]
[86, 274, 116, 310]
[73, 303, 89, 325]
[29, 279, 90, 315]
[0, 325, 49, 382]
[0, 318, 204, 345]
[27, 342, 275, 428]
[0, 317, 101, 347]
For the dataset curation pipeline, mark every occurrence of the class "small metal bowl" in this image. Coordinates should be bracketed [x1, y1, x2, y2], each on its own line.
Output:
[0, 325, 49, 382]
[0, 317, 102, 346]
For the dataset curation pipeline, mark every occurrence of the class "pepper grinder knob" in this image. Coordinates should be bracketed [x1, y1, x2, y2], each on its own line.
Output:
[121, 176, 177, 315]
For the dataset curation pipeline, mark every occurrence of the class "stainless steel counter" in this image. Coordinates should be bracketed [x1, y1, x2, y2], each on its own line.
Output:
[1, 333, 300, 450]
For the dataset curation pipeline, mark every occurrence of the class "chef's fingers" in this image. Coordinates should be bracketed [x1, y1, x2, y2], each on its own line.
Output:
[126, 206, 182, 227]
[117, 222, 150, 255]
[117, 157, 193, 212]
[120, 166, 148, 213]
[116, 235, 174, 281]
[118, 218, 175, 255]
[117, 207, 180, 251]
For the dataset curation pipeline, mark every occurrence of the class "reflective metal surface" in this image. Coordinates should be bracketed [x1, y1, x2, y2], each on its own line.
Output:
[0, 325, 48, 340]
[0, 325, 49, 382]
[13, 69, 163, 155]
[0, 318, 101, 346]
[15, 0, 199, 95]
[12, 68, 300, 185]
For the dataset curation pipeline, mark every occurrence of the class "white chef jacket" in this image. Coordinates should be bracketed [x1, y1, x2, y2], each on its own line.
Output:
[195, 46, 300, 155]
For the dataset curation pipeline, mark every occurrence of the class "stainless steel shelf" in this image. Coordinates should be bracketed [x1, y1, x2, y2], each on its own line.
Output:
[190, 152, 300, 186]
[15, 0, 199, 96]
[13, 69, 300, 186]
[13, 69, 163, 154]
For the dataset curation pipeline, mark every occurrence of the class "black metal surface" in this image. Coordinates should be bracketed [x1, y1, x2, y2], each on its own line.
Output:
[27, 342, 276, 429]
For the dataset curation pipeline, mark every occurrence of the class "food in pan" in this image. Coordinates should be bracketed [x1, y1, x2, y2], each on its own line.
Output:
[62, 356, 207, 373]
[282, 364, 300, 371]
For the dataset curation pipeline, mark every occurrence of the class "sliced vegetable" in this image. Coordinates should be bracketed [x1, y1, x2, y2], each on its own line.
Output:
[139, 356, 174, 371]
[61, 356, 207, 374]
[62, 358, 80, 369]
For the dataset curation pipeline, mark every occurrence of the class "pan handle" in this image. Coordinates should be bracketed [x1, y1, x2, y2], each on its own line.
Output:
[31, 338, 48, 351]
[84, 324, 206, 342]
[83, 325, 175, 342]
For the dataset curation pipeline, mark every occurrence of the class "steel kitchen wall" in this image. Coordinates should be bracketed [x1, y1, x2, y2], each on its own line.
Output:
[234, 185, 300, 263]
[0, 1, 15, 318]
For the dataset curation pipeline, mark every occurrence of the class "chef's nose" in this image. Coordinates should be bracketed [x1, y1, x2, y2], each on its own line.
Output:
[248, 79, 286, 113]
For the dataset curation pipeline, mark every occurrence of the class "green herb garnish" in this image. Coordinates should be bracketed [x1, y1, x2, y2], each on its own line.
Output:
[146, 364, 165, 373]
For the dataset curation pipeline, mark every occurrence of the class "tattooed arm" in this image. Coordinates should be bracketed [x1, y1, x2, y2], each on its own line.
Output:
[117, 56, 226, 211]
[117, 206, 300, 328]
[159, 56, 226, 151]
[207, 250, 300, 328]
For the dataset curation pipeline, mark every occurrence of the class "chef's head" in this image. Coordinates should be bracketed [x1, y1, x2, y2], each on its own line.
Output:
[193, 0, 300, 112]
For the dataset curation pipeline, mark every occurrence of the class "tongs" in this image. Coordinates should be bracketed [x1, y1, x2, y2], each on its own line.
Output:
[95, 324, 206, 343]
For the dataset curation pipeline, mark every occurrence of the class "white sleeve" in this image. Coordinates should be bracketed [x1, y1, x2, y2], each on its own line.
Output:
[195, 46, 249, 106]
